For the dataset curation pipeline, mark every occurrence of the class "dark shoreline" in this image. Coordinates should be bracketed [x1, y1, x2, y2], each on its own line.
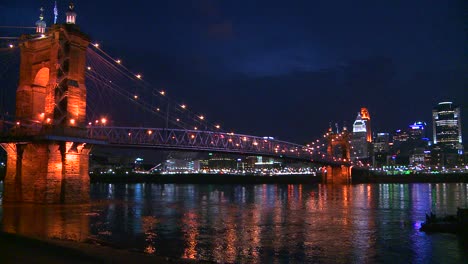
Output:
[89, 173, 323, 184]
[89, 172, 468, 184]
[0, 231, 200, 263]
[2, 171, 468, 184]
[352, 169, 468, 184]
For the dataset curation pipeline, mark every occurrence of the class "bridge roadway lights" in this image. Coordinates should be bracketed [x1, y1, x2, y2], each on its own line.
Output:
[1, 140, 91, 203]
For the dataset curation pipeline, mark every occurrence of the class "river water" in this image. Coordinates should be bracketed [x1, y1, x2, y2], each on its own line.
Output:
[1, 182, 467, 263]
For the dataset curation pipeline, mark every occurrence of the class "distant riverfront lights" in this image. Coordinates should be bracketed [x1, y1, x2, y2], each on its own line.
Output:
[9, 44, 14, 48]
[215, 125, 220, 129]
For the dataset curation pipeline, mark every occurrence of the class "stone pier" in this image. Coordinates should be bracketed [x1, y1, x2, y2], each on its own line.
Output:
[1, 142, 91, 203]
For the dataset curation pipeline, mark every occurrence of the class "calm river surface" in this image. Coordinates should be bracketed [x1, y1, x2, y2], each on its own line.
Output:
[1, 183, 468, 263]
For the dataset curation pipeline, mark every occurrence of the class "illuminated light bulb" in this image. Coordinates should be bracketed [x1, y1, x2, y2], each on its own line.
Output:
[128, 133, 132, 136]
[147, 130, 152, 135]
[134, 95, 138, 99]
[39, 113, 45, 118]
[88, 122, 92, 125]
[70, 119, 75, 125]
[40, 34, 45, 38]
[16, 121, 20, 125]
[176, 118, 180, 122]
[181, 104, 186, 109]
[156, 108, 160, 111]
[199, 115, 204, 120]
[116, 59, 121, 64]
[136, 74, 142, 79]
[194, 127, 198, 130]
[190, 135, 195, 139]
[215, 125, 220, 129]
[101, 118, 107, 124]
[87, 66, 91, 70]
[95, 120, 99, 124]
[9, 44, 14, 48]
[160, 91, 165, 95]
[93, 43, 99, 47]
[46, 118, 51, 123]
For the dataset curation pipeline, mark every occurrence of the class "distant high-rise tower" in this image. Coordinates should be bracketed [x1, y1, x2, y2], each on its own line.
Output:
[351, 112, 369, 160]
[360, 107, 372, 142]
[432, 102, 463, 150]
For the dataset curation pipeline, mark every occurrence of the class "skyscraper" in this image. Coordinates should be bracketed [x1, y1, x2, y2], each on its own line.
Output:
[360, 107, 372, 142]
[351, 112, 369, 161]
[432, 102, 463, 151]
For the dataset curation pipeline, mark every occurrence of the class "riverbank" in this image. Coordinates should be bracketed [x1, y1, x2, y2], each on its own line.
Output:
[90, 173, 322, 184]
[352, 170, 468, 184]
[0, 232, 203, 264]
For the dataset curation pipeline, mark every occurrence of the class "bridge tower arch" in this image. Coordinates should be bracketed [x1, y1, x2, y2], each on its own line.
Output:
[324, 126, 352, 184]
[1, 5, 92, 203]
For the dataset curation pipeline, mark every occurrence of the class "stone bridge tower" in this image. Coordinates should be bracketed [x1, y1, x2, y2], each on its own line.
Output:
[324, 126, 352, 184]
[0, 4, 92, 203]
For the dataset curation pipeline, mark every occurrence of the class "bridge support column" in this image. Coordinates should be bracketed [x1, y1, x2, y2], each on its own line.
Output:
[324, 165, 351, 184]
[1, 141, 91, 203]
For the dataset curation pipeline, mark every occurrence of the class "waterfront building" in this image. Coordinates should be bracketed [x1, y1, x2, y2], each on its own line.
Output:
[373, 133, 390, 167]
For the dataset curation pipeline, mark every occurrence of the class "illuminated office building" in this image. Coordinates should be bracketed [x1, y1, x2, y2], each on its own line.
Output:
[432, 102, 463, 151]
[351, 112, 369, 161]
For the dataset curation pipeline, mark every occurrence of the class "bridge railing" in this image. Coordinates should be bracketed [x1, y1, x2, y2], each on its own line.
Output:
[86, 126, 349, 166]
[87, 126, 331, 161]
[0, 116, 347, 165]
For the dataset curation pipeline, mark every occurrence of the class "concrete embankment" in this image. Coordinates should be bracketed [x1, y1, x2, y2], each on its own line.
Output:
[90, 173, 322, 184]
[352, 169, 468, 184]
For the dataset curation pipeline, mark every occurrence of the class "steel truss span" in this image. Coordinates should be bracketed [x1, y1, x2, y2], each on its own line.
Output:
[87, 127, 338, 164]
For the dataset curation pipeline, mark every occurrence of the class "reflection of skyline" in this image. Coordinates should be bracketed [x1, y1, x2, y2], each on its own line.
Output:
[1, 183, 467, 263]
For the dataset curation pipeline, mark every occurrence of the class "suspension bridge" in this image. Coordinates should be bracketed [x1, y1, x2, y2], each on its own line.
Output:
[0, 5, 353, 203]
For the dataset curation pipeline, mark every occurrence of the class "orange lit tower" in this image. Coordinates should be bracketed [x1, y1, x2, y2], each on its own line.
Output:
[360, 107, 372, 142]
[0, 3, 92, 203]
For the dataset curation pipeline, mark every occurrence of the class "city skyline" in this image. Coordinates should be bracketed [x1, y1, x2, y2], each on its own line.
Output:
[0, 0, 466, 144]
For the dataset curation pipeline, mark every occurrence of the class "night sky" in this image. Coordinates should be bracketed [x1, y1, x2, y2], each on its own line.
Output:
[1, 0, 466, 144]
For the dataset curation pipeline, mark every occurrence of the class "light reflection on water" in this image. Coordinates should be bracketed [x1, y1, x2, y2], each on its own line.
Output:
[1, 182, 467, 263]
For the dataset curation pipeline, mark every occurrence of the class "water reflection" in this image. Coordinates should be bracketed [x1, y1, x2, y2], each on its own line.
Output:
[0, 182, 467, 263]
[1, 203, 89, 242]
